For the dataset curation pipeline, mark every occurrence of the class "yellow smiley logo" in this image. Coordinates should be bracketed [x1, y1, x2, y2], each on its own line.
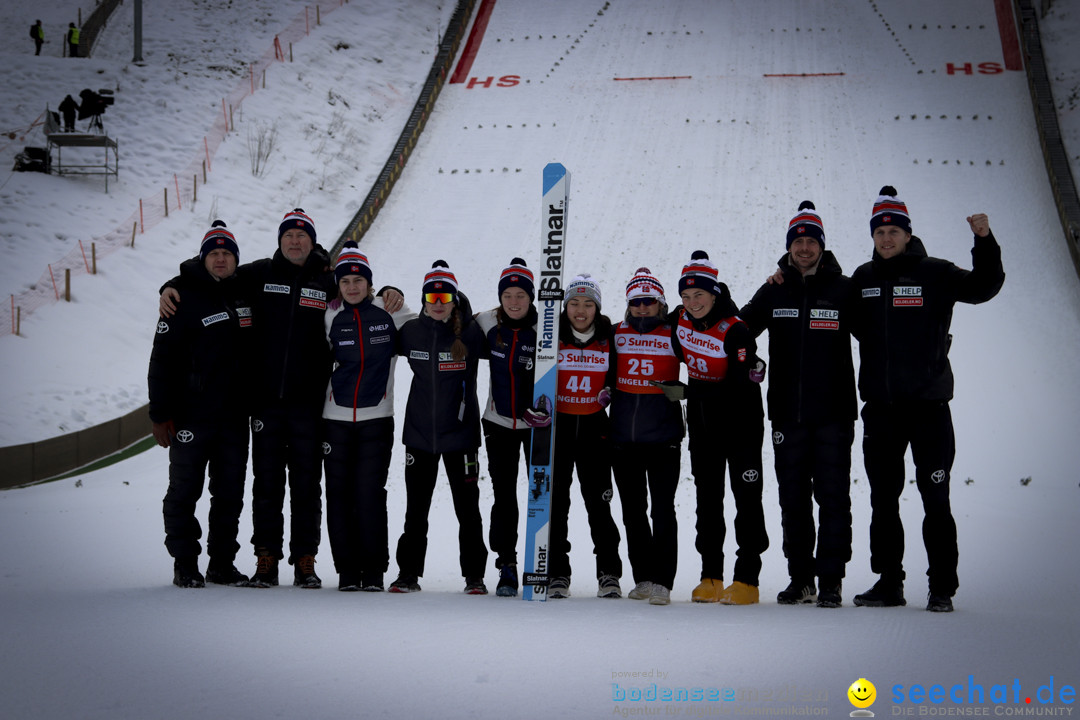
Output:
[848, 678, 876, 709]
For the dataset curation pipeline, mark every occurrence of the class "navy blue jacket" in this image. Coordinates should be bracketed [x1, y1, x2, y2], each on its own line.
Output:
[326, 297, 398, 417]
[477, 306, 537, 429]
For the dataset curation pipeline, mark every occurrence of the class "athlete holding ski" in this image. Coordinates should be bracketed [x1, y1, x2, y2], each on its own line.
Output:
[534, 274, 624, 599]
[475, 258, 539, 597]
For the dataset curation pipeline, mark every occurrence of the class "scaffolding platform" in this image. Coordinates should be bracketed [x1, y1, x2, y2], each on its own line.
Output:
[44, 110, 119, 192]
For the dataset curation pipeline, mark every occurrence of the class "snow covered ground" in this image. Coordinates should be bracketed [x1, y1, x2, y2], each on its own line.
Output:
[1, 1, 1078, 718]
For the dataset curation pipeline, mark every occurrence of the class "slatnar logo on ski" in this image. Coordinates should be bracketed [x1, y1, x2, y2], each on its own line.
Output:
[524, 163, 569, 602]
[538, 201, 564, 351]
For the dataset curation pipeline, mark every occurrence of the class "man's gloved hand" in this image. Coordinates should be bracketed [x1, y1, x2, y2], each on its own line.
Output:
[596, 387, 612, 409]
[523, 407, 552, 428]
[649, 380, 687, 402]
[750, 360, 766, 384]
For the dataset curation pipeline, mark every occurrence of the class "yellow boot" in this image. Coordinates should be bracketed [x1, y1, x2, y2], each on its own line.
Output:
[719, 581, 759, 605]
[691, 578, 724, 603]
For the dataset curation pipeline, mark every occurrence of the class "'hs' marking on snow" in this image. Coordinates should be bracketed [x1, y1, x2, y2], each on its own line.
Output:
[464, 75, 521, 89]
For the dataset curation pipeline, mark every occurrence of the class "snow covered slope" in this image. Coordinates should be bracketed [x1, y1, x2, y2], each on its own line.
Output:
[0, 2, 1078, 719]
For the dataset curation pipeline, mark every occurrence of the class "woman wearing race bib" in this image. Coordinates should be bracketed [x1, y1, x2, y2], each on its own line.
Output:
[609, 269, 684, 606]
[544, 274, 623, 599]
[656, 251, 768, 605]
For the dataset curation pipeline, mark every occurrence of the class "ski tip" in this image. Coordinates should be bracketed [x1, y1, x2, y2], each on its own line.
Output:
[543, 163, 568, 194]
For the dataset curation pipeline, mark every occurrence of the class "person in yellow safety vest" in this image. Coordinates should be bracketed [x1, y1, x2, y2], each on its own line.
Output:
[67, 23, 80, 58]
[31, 20, 44, 56]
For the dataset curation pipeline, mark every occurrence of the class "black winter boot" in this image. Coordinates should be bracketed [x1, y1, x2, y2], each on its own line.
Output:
[293, 555, 322, 589]
[249, 553, 279, 588]
[206, 561, 249, 587]
[853, 576, 905, 607]
[173, 557, 205, 588]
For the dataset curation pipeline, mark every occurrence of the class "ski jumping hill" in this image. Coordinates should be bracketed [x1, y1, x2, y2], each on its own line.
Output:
[0, 2, 1077, 718]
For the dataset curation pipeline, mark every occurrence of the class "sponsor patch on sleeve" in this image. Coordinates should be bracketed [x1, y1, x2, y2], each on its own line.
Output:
[861, 287, 881, 298]
[773, 309, 799, 318]
[410, 350, 429, 360]
[264, 283, 291, 294]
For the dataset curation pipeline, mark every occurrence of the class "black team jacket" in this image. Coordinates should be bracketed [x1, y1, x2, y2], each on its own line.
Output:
[739, 250, 858, 425]
[850, 232, 1004, 404]
[149, 259, 254, 424]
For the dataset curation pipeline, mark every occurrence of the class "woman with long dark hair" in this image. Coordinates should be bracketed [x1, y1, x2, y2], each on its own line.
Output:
[390, 261, 489, 594]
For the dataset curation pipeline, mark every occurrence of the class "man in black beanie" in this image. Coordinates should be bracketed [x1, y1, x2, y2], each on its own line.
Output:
[740, 201, 858, 609]
[149, 221, 254, 588]
[850, 187, 1004, 613]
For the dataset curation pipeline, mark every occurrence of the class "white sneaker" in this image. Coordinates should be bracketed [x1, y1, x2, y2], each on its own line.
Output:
[628, 581, 654, 600]
[548, 576, 571, 599]
[649, 585, 671, 606]
[597, 574, 622, 598]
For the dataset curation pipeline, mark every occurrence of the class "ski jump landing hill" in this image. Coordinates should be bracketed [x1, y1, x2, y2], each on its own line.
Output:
[349, 0, 1080, 490]
[2, 0, 1079, 491]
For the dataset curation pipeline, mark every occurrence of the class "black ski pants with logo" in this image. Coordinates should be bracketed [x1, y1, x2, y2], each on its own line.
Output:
[862, 400, 958, 597]
[395, 447, 488, 580]
[482, 419, 532, 570]
[323, 417, 394, 581]
[686, 397, 768, 586]
[549, 412, 623, 581]
[162, 416, 249, 563]
[772, 420, 854, 583]
[250, 401, 324, 563]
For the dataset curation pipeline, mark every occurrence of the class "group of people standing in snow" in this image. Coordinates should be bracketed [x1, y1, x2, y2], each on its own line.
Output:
[147, 185, 1004, 613]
